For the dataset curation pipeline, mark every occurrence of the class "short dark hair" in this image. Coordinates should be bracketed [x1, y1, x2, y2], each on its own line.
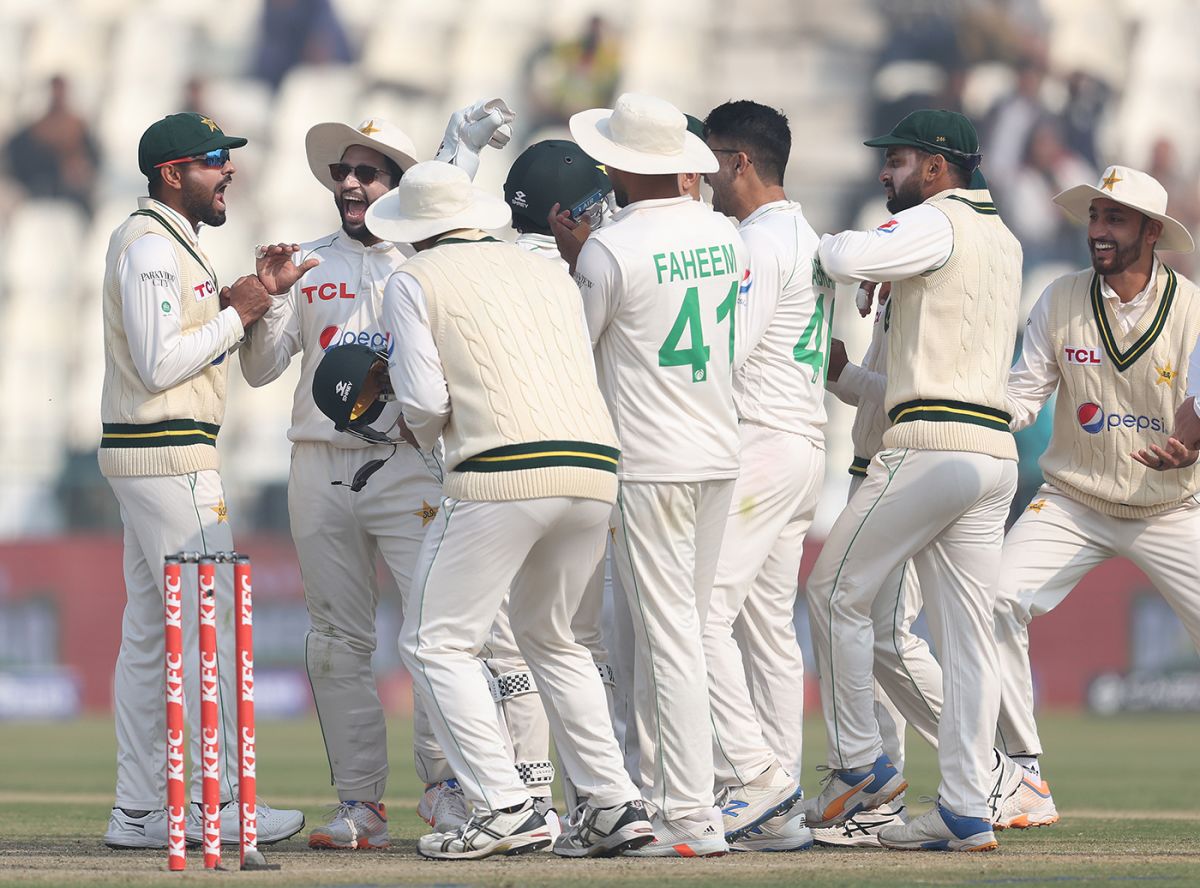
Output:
[913, 148, 971, 188]
[703, 100, 791, 186]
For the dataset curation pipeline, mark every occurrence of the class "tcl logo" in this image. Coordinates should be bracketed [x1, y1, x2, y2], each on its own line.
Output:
[193, 280, 216, 301]
[1064, 346, 1102, 365]
[302, 282, 355, 303]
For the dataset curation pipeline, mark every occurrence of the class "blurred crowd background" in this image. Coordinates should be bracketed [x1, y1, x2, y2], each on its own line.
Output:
[3, 0, 1200, 541]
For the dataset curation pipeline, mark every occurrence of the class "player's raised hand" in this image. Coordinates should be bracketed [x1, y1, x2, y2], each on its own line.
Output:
[1131, 436, 1198, 471]
[548, 202, 590, 275]
[255, 243, 319, 295]
[435, 98, 517, 179]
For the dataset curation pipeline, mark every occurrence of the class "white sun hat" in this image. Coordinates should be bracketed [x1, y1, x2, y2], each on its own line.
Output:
[364, 160, 511, 244]
[1053, 165, 1195, 253]
[305, 117, 420, 193]
[569, 92, 718, 176]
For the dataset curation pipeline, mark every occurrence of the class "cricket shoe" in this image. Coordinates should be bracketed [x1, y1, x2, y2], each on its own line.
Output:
[986, 749, 1024, 827]
[417, 798, 552, 860]
[877, 803, 998, 852]
[812, 802, 907, 847]
[728, 808, 813, 852]
[552, 798, 655, 857]
[104, 807, 168, 849]
[803, 753, 908, 828]
[994, 769, 1059, 829]
[418, 779, 469, 832]
[307, 801, 389, 849]
[718, 763, 805, 844]
[621, 807, 728, 857]
[184, 798, 304, 846]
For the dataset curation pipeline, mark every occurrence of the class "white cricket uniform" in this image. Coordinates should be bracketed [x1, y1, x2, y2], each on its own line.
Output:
[388, 238, 639, 815]
[995, 260, 1200, 757]
[105, 201, 244, 808]
[516, 231, 569, 271]
[807, 190, 1021, 820]
[575, 195, 748, 820]
[703, 200, 827, 787]
[240, 229, 452, 798]
[825, 296, 942, 771]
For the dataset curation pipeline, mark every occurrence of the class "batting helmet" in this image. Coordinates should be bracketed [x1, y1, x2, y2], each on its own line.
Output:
[504, 139, 611, 236]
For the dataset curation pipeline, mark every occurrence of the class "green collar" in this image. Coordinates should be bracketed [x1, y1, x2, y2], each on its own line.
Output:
[1089, 266, 1177, 372]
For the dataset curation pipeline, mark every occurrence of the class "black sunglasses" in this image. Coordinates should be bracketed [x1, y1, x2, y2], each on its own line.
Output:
[329, 163, 395, 185]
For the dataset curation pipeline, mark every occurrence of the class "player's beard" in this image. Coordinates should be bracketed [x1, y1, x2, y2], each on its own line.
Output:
[884, 168, 924, 214]
[183, 176, 229, 227]
[1089, 220, 1147, 276]
[337, 189, 373, 242]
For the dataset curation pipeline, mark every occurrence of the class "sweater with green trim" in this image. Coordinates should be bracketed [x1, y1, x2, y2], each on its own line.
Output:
[99, 202, 226, 477]
[403, 233, 620, 503]
[1040, 264, 1200, 517]
[882, 188, 1022, 460]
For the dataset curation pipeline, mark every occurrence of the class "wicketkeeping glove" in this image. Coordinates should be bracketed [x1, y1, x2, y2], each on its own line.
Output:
[435, 98, 517, 179]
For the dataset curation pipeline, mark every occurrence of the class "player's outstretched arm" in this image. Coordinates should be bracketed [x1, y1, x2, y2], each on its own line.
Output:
[434, 98, 516, 180]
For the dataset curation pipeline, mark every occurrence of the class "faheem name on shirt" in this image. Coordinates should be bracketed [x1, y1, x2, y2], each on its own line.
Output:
[653, 243, 738, 284]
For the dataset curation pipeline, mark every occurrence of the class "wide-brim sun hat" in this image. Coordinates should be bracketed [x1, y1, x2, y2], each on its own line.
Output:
[364, 160, 512, 244]
[1053, 165, 1194, 253]
[306, 117, 420, 192]
[569, 92, 718, 176]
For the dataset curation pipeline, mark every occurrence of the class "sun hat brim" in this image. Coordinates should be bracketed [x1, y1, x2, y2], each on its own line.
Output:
[305, 122, 420, 193]
[569, 107, 718, 175]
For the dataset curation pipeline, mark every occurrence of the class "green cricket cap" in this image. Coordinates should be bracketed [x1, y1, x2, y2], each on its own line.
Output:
[864, 109, 982, 170]
[138, 112, 248, 176]
[504, 139, 611, 236]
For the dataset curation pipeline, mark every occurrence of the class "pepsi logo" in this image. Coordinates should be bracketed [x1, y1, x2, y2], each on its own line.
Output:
[319, 326, 394, 355]
[1077, 402, 1105, 434]
[876, 219, 899, 234]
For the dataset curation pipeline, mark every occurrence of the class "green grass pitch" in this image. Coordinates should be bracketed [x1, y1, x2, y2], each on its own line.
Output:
[2, 712, 1198, 886]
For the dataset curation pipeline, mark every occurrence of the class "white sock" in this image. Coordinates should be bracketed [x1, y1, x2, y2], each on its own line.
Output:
[1013, 755, 1040, 777]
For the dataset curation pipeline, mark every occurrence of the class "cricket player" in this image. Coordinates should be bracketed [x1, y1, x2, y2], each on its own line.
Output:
[995, 165, 1200, 826]
[101, 112, 307, 849]
[569, 92, 749, 856]
[239, 102, 537, 849]
[804, 109, 1022, 852]
[373, 161, 652, 860]
[696, 99, 823, 852]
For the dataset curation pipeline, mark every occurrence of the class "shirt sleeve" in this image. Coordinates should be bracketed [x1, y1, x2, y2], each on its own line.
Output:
[574, 238, 621, 347]
[1004, 287, 1060, 432]
[817, 204, 955, 285]
[119, 233, 244, 393]
[239, 286, 302, 386]
[381, 271, 449, 451]
[735, 230, 779, 368]
[1187, 332, 1200, 416]
[838, 361, 887, 406]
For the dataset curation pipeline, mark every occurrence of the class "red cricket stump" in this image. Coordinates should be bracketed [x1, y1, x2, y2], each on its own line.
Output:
[163, 558, 186, 872]
[197, 557, 222, 869]
[162, 552, 277, 873]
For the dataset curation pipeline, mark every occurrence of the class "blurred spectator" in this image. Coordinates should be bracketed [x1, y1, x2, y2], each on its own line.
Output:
[181, 76, 209, 117]
[1147, 137, 1200, 277]
[3, 75, 99, 214]
[252, 0, 354, 92]
[1002, 117, 1094, 267]
[524, 16, 621, 132]
[984, 57, 1046, 186]
[1060, 70, 1110, 168]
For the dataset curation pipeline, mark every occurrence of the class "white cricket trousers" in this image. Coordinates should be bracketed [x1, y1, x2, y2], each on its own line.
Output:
[807, 448, 1016, 819]
[614, 478, 736, 819]
[705, 424, 823, 786]
[288, 441, 444, 798]
[399, 496, 639, 814]
[846, 474, 942, 770]
[995, 485, 1200, 757]
[108, 470, 238, 809]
